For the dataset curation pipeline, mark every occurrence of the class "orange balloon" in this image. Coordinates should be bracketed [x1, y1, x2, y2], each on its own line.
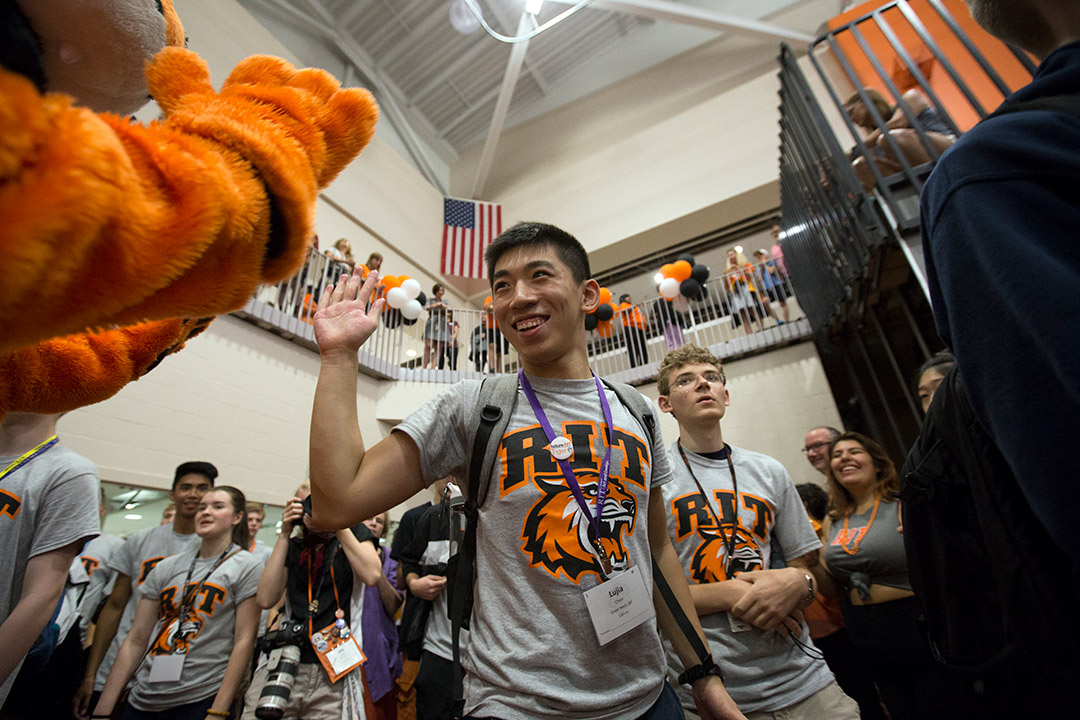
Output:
[671, 260, 693, 282]
[660, 263, 675, 279]
[484, 296, 493, 307]
[382, 275, 400, 289]
[358, 264, 369, 278]
[598, 287, 612, 306]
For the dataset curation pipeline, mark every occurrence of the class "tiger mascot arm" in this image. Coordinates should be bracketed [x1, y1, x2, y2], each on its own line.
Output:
[0, 0, 378, 418]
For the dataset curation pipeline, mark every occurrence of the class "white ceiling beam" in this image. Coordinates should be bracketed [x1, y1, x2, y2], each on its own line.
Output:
[472, 12, 535, 198]
[547, 0, 814, 44]
[250, 0, 455, 192]
[484, 0, 552, 95]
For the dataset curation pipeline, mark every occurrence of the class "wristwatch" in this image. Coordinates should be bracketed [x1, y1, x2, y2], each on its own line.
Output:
[678, 654, 724, 686]
[796, 570, 816, 609]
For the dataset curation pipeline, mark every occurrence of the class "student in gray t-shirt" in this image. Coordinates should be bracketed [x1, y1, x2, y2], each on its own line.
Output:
[655, 345, 858, 719]
[93, 487, 261, 718]
[0, 412, 100, 709]
[73, 462, 216, 718]
[308, 223, 748, 720]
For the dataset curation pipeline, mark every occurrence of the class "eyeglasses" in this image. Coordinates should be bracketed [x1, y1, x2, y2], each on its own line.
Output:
[801, 441, 830, 454]
[673, 371, 725, 389]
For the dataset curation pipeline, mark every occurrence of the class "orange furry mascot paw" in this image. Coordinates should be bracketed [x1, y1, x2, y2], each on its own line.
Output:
[0, 0, 378, 418]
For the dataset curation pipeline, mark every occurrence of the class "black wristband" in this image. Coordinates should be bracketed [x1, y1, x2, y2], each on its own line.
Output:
[678, 654, 724, 686]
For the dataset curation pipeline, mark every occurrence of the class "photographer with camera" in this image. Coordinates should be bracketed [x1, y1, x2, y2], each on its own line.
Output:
[90, 486, 262, 720]
[243, 492, 382, 719]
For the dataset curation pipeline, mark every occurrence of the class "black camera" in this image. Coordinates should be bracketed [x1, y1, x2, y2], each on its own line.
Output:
[255, 620, 307, 719]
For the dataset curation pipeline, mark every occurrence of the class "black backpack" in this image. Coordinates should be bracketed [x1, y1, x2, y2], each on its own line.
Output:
[899, 367, 1080, 715]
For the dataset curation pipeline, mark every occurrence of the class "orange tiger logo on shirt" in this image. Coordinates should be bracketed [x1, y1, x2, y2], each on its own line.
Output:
[521, 471, 638, 583]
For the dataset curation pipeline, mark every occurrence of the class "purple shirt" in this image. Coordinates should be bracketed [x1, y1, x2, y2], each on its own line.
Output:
[362, 550, 402, 702]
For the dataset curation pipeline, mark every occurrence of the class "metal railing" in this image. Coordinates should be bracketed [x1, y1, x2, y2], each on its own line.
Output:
[778, 42, 887, 333]
[807, 0, 1033, 231]
[232, 248, 812, 385]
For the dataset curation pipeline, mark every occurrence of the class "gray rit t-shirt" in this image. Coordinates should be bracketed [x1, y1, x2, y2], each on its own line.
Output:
[0, 444, 100, 706]
[396, 375, 673, 720]
[129, 548, 261, 711]
[95, 523, 201, 690]
[77, 533, 126, 644]
[661, 444, 832, 713]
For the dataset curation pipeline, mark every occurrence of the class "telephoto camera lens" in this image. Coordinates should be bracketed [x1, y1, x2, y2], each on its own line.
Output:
[255, 644, 302, 719]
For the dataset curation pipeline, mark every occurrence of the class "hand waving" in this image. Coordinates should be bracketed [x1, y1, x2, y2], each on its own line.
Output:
[313, 267, 385, 355]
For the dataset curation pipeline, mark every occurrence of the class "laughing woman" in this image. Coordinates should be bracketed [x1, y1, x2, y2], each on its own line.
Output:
[815, 433, 954, 720]
[92, 487, 262, 720]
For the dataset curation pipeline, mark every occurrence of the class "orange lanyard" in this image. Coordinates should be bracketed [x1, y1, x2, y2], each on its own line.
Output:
[306, 550, 341, 636]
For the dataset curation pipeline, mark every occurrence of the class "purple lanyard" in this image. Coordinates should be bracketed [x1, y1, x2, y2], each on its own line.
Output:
[517, 370, 615, 544]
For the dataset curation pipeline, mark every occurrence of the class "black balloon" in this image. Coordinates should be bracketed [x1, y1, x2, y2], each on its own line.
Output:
[680, 278, 702, 299]
[584, 314, 599, 331]
[383, 309, 402, 329]
[691, 263, 710, 284]
[416, 292, 427, 306]
[595, 304, 614, 321]
[677, 253, 696, 265]
[403, 316, 417, 326]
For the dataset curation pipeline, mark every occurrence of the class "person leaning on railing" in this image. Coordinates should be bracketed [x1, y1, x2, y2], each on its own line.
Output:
[845, 88, 957, 192]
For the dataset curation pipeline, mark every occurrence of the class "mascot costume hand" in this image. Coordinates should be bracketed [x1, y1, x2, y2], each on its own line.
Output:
[0, 0, 379, 417]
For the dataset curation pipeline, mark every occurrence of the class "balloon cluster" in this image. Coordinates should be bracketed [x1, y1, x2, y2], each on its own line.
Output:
[585, 287, 617, 337]
[657, 254, 710, 301]
[379, 274, 427, 328]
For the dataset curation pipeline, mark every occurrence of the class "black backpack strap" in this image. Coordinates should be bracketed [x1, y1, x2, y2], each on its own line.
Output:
[449, 376, 516, 718]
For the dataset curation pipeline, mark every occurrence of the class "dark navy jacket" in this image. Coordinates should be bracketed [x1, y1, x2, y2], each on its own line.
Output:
[921, 41, 1080, 582]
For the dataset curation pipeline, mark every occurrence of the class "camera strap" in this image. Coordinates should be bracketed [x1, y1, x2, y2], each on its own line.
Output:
[307, 545, 365, 681]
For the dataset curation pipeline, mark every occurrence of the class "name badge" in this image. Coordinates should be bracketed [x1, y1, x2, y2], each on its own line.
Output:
[312, 620, 365, 683]
[582, 566, 655, 646]
[148, 653, 185, 683]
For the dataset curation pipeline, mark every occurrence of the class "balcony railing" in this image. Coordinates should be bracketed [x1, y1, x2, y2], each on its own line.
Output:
[233, 248, 812, 385]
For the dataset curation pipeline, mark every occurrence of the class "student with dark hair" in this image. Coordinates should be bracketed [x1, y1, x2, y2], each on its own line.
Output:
[0, 412, 100, 710]
[241, 493, 382, 719]
[73, 462, 217, 718]
[815, 433, 953, 720]
[913, 351, 954, 414]
[308, 221, 746, 720]
[92, 486, 261, 720]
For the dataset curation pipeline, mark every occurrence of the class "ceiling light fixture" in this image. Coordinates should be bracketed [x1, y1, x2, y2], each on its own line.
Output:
[461, 0, 597, 44]
[124, 514, 143, 521]
[449, 0, 481, 34]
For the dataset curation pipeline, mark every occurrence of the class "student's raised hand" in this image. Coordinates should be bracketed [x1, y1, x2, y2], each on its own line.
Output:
[313, 267, 384, 356]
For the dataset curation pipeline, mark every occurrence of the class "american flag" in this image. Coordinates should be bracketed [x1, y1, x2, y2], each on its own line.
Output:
[441, 197, 502, 279]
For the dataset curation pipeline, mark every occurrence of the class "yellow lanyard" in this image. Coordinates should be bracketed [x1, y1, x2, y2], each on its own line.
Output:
[0, 435, 59, 483]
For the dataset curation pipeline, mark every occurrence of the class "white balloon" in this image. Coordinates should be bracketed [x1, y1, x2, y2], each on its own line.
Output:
[401, 299, 423, 320]
[672, 295, 690, 313]
[400, 278, 422, 301]
[386, 287, 408, 309]
[659, 277, 680, 299]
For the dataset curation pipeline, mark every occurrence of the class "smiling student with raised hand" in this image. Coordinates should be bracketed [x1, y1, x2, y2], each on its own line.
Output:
[308, 222, 746, 720]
